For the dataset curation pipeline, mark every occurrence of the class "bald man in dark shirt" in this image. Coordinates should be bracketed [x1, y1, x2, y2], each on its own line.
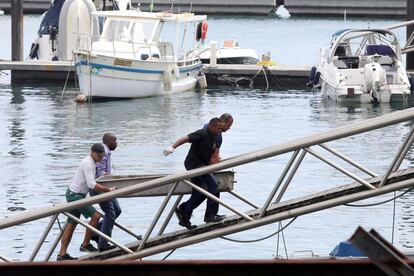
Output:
[163, 117, 226, 229]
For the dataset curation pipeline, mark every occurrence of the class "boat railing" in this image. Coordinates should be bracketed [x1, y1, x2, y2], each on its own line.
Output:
[91, 39, 174, 62]
[2, 108, 414, 261]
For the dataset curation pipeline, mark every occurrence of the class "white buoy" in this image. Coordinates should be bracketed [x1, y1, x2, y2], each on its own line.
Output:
[197, 73, 207, 89]
[75, 93, 87, 103]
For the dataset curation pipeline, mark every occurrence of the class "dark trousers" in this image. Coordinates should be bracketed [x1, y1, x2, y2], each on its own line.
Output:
[90, 190, 122, 248]
[179, 172, 220, 221]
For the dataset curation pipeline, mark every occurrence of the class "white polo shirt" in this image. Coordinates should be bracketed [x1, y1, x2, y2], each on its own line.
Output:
[68, 155, 97, 194]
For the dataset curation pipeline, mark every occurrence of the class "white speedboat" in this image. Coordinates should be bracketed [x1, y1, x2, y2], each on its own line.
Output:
[75, 11, 206, 98]
[310, 28, 411, 103]
[198, 39, 259, 64]
[28, 0, 131, 61]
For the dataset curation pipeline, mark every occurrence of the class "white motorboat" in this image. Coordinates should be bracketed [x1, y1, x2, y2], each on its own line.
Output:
[28, 0, 131, 61]
[309, 28, 411, 103]
[198, 39, 259, 65]
[75, 10, 206, 98]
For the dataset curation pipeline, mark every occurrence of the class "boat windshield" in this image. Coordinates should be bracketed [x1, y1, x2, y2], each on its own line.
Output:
[331, 30, 399, 59]
[101, 18, 158, 43]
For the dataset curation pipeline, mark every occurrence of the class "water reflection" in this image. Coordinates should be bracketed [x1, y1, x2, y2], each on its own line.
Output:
[8, 87, 26, 157]
[398, 189, 414, 249]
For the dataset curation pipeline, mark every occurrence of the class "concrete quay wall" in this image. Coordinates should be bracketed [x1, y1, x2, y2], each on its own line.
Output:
[0, 0, 280, 15]
[284, 0, 406, 18]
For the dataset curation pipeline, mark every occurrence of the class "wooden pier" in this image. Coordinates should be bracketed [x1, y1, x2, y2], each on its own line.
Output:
[0, 60, 310, 87]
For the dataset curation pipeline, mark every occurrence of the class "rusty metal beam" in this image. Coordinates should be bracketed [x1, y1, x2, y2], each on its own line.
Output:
[349, 227, 414, 276]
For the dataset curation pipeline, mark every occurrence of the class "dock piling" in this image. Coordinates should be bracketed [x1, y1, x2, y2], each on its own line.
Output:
[209, 41, 217, 67]
[11, 0, 23, 82]
[407, 0, 414, 70]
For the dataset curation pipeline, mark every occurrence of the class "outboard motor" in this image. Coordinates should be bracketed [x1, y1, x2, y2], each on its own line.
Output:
[363, 61, 386, 102]
[306, 66, 321, 88]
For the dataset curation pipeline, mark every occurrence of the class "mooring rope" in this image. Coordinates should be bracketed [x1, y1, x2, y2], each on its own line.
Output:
[344, 187, 414, 207]
[219, 217, 297, 243]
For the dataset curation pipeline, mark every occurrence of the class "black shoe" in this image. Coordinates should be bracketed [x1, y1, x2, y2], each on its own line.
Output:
[179, 220, 197, 230]
[80, 243, 98, 252]
[57, 253, 77, 261]
[98, 245, 116, 252]
[204, 214, 226, 223]
[175, 207, 197, 230]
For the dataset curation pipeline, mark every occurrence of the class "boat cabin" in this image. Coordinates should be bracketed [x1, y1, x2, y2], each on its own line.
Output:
[86, 11, 206, 62]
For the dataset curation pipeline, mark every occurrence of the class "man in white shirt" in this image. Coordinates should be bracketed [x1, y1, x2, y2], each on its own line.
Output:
[57, 143, 115, 261]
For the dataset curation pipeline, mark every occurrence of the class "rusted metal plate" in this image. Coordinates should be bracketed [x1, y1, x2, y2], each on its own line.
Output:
[97, 170, 235, 197]
[0, 259, 390, 276]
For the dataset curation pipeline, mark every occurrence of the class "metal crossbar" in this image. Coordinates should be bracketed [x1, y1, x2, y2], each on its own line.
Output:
[183, 180, 253, 221]
[1, 108, 414, 261]
[63, 212, 133, 254]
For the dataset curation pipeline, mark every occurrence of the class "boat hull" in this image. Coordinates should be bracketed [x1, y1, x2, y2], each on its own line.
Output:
[75, 53, 202, 98]
[321, 79, 411, 104]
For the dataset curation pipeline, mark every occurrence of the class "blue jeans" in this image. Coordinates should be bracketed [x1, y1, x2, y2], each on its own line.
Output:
[179, 172, 220, 221]
[90, 190, 122, 248]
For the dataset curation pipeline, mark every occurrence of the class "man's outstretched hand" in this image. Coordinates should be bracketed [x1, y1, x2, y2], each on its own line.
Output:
[163, 145, 174, 156]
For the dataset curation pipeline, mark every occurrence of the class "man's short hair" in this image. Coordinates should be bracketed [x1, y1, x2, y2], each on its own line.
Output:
[91, 143, 105, 154]
[220, 113, 233, 123]
[209, 117, 222, 126]
[103, 133, 116, 143]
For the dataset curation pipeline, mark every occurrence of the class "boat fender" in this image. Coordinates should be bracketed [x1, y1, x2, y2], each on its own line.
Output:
[306, 66, 320, 87]
[29, 43, 39, 60]
[313, 71, 321, 86]
[196, 22, 202, 41]
[173, 65, 180, 79]
[163, 70, 172, 91]
[75, 93, 87, 103]
[197, 72, 207, 89]
[308, 66, 317, 82]
[201, 21, 208, 41]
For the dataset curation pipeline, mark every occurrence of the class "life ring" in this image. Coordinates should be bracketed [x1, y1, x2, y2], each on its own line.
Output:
[201, 21, 208, 40]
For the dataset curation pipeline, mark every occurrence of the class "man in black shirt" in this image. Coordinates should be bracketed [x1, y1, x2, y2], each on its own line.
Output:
[163, 117, 226, 229]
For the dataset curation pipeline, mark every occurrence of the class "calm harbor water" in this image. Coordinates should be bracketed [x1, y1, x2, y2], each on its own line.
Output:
[1, 13, 414, 261]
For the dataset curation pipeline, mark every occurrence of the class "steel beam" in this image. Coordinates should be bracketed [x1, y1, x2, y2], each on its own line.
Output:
[112, 177, 414, 261]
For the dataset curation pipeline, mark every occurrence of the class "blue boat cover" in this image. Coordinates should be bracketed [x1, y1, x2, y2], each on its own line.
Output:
[366, 44, 396, 57]
[329, 241, 365, 257]
[38, 0, 65, 35]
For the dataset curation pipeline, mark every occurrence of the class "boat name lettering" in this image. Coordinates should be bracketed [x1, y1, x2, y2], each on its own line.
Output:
[114, 59, 132, 67]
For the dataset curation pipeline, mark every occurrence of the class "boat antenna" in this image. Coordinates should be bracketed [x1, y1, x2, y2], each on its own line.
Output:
[149, 0, 154, 12]
[189, 2, 192, 12]
[170, 0, 174, 12]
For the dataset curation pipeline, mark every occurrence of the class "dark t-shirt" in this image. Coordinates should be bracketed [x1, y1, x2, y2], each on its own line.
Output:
[203, 123, 222, 148]
[184, 127, 217, 169]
